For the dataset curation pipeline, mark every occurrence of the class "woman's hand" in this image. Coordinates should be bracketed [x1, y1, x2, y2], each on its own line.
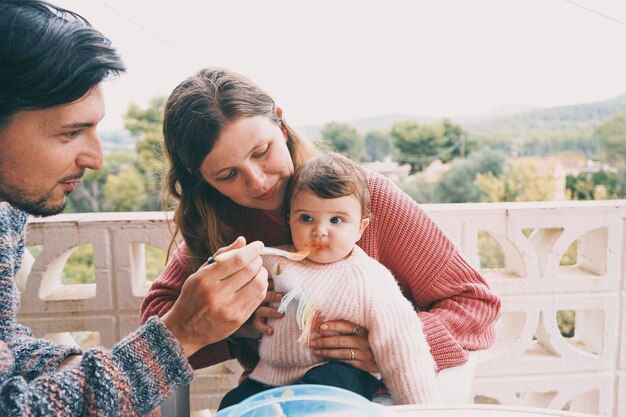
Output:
[161, 237, 268, 357]
[310, 320, 380, 374]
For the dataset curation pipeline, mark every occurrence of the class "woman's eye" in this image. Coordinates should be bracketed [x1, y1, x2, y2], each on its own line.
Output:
[299, 214, 312, 222]
[217, 170, 236, 181]
[330, 216, 343, 224]
[253, 145, 269, 159]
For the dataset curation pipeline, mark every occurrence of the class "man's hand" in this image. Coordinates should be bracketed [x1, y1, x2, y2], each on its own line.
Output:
[162, 237, 269, 357]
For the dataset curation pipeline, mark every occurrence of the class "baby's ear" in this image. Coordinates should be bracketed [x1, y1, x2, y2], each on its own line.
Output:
[359, 217, 370, 236]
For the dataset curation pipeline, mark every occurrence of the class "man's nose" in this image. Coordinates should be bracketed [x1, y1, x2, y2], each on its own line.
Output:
[76, 132, 104, 170]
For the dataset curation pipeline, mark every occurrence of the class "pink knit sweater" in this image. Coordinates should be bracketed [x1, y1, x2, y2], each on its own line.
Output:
[251, 246, 438, 405]
[141, 171, 501, 374]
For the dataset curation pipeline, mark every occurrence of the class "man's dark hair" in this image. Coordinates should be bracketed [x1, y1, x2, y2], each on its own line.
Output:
[0, 0, 126, 128]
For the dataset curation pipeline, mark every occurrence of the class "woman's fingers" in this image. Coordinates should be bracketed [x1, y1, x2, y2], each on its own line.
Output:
[311, 344, 380, 373]
[318, 319, 366, 336]
[313, 346, 360, 362]
[312, 342, 380, 373]
[311, 320, 380, 373]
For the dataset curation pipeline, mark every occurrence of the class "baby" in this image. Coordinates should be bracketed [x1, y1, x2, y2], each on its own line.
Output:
[219, 152, 438, 409]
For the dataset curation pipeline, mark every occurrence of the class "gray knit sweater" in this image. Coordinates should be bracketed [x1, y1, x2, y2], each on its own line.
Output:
[0, 202, 193, 416]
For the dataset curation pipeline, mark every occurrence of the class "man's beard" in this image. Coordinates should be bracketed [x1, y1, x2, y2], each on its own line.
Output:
[0, 180, 67, 217]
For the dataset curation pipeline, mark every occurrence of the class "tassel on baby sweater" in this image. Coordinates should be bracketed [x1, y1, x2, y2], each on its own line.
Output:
[277, 286, 325, 345]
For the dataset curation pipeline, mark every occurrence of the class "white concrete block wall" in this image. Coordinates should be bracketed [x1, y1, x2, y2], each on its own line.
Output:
[426, 201, 626, 416]
[14, 201, 626, 416]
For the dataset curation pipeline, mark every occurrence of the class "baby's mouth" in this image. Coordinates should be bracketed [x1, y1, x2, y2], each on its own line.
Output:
[304, 241, 329, 251]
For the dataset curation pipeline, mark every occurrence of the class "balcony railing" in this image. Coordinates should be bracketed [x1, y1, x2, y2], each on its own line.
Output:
[15, 200, 626, 416]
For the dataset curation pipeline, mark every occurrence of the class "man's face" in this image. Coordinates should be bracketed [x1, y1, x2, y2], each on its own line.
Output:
[0, 86, 105, 216]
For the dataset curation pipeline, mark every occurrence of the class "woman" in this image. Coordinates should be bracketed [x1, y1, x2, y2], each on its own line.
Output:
[140, 67, 500, 380]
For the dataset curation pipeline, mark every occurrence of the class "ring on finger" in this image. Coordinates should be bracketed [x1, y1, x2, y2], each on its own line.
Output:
[349, 348, 355, 360]
[352, 324, 360, 335]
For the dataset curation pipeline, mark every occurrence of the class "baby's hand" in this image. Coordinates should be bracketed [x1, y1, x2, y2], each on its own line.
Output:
[251, 278, 285, 336]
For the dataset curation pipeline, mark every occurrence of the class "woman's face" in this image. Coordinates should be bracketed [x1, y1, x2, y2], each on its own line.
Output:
[199, 116, 295, 212]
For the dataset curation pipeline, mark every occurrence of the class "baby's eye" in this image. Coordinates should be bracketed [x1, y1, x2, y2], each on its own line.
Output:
[330, 216, 343, 224]
[299, 214, 313, 222]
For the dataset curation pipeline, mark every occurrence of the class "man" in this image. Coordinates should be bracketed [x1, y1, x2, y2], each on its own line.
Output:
[0, 1, 268, 415]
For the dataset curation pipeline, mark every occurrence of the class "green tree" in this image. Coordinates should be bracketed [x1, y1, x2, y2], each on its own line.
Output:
[320, 122, 364, 161]
[432, 148, 505, 203]
[566, 170, 622, 200]
[62, 245, 95, 284]
[390, 119, 466, 173]
[390, 121, 443, 173]
[124, 97, 167, 210]
[363, 129, 394, 162]
[566, 174, 595, 200]
[66, 153, 135, 212]
[396, 177, 434, 203]
[102, 166, 147, 211]
[440, 119, 470, 162]
[475, 162, 556, 202]
[596, 112, 626, 168]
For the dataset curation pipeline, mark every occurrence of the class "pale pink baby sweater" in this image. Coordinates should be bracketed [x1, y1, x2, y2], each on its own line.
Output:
[250, 246, 439, 405]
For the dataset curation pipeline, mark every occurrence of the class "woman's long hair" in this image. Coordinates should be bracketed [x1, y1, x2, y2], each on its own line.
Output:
[162, 67, 318, 260]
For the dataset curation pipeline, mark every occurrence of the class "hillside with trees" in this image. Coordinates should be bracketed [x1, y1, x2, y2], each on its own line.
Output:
[463, 93, 626, 156]
[79, 92, 626, 215]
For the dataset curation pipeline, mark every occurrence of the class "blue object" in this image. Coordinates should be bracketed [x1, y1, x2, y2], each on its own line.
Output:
[213, 384, 384, 417]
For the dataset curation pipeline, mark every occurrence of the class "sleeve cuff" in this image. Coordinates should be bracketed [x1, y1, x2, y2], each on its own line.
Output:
[112, 316, 194, 393]
[419, 312, 468, 371]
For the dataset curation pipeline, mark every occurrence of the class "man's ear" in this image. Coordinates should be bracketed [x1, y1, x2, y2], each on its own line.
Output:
[358, 217, 370, 237]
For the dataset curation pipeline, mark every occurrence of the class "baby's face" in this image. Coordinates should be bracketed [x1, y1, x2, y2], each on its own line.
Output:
[289, 189, 369, 264]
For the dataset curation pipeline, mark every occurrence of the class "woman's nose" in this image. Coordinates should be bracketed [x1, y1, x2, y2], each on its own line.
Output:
[245, 164, 266, 189]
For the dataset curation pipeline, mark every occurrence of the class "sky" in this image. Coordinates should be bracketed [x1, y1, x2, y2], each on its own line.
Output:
[53, 0, 626, 132]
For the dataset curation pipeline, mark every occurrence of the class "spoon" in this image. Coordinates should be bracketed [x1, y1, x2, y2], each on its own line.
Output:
[210, 247, 309, 263]
[262, 247, 310, 261]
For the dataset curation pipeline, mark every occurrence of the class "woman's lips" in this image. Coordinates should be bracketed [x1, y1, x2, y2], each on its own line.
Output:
[257, 183, 278, 201]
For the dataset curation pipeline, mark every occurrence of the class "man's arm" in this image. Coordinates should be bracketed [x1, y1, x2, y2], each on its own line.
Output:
[0, 317, 193, 416]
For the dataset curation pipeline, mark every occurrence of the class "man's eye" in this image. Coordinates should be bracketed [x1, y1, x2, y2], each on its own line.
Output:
[330, 216, 342, 224]
[64, 130, 81, 139]
[300, 214, 312, 222]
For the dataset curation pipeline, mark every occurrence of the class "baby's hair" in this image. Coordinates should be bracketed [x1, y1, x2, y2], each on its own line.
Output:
[286, 152, 371, 218]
